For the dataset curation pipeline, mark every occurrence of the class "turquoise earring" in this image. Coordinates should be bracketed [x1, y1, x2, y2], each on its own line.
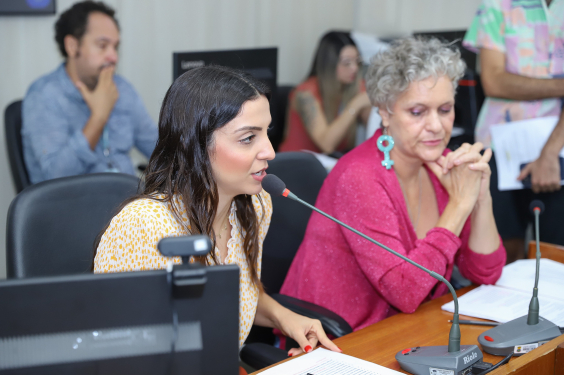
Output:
[377, 129, 394, 170]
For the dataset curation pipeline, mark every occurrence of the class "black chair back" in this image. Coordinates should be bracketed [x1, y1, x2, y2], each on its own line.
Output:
[261, 152, 327, 294]
[269, 85, 294, 152]
[4, 100, 30, 193]
[6, 173, 140, 278]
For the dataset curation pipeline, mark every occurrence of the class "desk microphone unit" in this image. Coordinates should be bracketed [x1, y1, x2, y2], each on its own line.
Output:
[478, 200, 561, 356]
[262, 174, 485, 375]
[0, 235, 239, 375]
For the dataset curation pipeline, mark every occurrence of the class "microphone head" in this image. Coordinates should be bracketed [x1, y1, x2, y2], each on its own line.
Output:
[261, 174, 286, 197]
[529, 200, 545, 215]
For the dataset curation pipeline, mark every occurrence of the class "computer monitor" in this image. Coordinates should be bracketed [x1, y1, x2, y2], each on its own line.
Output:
[172, 48, 284, 150]
[0, 265, 239, 375]
[0, 0, 56, 15]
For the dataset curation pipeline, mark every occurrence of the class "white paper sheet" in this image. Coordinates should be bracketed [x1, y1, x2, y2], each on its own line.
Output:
[441, 285, 564, 326]
[260, 348, 402, 375]
[489, 116, 563, 191]
[495, 259, 564, 301]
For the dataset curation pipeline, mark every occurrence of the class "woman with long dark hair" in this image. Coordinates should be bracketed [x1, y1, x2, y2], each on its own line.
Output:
[279, 31, 372, 154]
[93, 65, 339, 356]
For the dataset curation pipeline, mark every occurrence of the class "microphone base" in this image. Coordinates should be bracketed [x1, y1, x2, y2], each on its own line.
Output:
[478, 315, 560, 356]
[396, 345, 482, 375]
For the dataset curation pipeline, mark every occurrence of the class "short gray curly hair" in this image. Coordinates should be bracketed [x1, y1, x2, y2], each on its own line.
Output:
[366, 37, 466, 111]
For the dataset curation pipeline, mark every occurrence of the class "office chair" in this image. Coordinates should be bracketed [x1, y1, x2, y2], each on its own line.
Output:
[527, 241, 564, 264]
[6, 173, 140, 278]
[240, 152, 353, 370]
[269, 85, 294, 152]
[4, 100, 31, 193]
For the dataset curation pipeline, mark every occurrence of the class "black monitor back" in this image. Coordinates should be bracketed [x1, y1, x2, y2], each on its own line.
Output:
[0, 265, 239, 375]
[172, 48, 283, 150]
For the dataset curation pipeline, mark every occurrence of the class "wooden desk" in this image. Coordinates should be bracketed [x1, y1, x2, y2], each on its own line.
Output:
[253, 286, 564, 374]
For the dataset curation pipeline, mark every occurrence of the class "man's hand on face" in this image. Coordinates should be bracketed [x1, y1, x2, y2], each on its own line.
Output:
[518, 152, 562, 193]
[75, 65, 119, 124]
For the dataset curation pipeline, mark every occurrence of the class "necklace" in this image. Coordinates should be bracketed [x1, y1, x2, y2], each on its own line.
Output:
[217, 210, 230, 240]
[397, 168, 422, 232]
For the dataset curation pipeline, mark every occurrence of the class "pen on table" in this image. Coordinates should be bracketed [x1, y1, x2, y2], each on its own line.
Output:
[448, 319, 500, 326]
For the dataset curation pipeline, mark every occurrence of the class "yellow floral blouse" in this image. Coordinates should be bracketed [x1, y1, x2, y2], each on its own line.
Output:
[94, 191, 272, 347]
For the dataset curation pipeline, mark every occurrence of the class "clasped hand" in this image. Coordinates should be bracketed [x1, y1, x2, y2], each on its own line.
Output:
[426, 143, 493, 210]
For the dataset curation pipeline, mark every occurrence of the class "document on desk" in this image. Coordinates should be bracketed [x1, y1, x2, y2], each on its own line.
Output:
[441, 259, 564, 325]
[496, 259, 564, 301]
[260, 348, 402, 375]
[489, 116, 563, 191]
[441, 285, 564, 326]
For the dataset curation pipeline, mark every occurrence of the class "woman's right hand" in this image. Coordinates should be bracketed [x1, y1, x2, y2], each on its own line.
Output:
[426, 143, 484, 213]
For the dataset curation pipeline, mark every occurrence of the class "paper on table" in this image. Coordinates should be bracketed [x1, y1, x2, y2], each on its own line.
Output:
[441, 284, 564, 326]
[496, 259, 564, 301]
[489, 116, 563, 191]
[260, 348, 402, 375]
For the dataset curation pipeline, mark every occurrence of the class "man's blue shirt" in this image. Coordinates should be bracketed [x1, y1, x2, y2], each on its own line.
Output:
[22, 64, 158, 184]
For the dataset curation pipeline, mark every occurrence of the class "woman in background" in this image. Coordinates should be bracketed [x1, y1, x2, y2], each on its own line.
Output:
[93, 65, 339, 357]
[279, 31, 372, 154]
[281, 38, 506, 331]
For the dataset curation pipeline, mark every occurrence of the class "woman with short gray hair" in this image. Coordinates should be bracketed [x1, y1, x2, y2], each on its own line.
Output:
[280, 37, 505, 331]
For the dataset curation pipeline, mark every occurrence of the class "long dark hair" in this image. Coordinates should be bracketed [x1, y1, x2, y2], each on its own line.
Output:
[308, 31, 360, 123]
[93, 65, 270, 287]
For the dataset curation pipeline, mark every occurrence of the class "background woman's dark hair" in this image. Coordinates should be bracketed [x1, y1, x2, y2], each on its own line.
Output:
[308, 31, 360, 123]
[55, 1, 119, 58]
[93, 65, 271, 288]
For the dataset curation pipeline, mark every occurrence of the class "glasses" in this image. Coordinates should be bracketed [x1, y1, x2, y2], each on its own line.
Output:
[338, 57, 363, 68]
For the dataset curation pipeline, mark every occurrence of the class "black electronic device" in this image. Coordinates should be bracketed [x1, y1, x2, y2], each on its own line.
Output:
[262, 174, 485, 375]
[172, 48, 284, 150]
[158, 235, 213, 264]
[0, 248, 239, 374]
[0, 0, 56, 15]
[478, 200, 561, 356]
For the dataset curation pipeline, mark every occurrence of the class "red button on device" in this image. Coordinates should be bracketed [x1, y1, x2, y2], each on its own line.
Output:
[484, 336, 494, 342]
[401, 348, 411, 354]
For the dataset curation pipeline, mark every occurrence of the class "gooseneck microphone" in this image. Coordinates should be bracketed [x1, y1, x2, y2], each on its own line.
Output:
[478, 200, 561, 356]
[262, 174, 483, 375]
[528, 200, 544, 325]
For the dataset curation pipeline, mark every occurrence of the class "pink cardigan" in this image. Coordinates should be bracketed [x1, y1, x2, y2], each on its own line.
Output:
[280, 130, 506, 332]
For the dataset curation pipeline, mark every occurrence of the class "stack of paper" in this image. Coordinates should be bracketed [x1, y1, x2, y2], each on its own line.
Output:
[260, 348, 402, 375]
[442, 259, 564, 325]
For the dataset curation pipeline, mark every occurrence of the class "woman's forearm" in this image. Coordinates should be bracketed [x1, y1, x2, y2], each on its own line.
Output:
[254, 291, 287, 329]
[313, 103, 359, 153]
[435, 199, 473, 237]
[468, 194, 501, 255]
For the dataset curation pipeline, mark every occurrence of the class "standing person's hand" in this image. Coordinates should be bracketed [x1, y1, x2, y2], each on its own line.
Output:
[75, 66, 119, 123]
[517, 152, 561, 193]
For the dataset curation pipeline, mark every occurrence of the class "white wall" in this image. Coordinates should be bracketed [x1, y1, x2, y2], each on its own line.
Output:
[0, 0, 482, 278]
